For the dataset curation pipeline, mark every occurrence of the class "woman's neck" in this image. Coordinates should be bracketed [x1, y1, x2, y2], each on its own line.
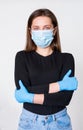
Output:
[36, 47, 53, 57]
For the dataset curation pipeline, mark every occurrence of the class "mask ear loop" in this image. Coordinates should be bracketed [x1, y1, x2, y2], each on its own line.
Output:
[52, 26, 57, 48]
[28, 28, 32, 35]
[53, 26, 57, 36]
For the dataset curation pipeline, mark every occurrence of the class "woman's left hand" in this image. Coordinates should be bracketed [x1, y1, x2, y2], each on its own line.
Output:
[58, 70, 78, 91]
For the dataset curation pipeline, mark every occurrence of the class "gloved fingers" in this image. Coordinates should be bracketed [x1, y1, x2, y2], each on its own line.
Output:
[68, 77, 78, 90]
[73, 77, 78, 90]
[19, 80, 27, 91]
[64, 69, 72, 78]
[69, 77, 77, 81]
[19, 80, 23, 88]
[14, 90, 22, 103]
[15, 88, 21, 95]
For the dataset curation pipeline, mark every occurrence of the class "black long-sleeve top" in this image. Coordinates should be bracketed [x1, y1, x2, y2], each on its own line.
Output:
[14, 50, 74, 115]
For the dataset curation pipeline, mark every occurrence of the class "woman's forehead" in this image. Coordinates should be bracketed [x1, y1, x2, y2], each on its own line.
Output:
[31, 16, 52, 26]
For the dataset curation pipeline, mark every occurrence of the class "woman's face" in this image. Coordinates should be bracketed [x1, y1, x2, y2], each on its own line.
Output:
[30, 16, 57, 49]
[31, 16, 54, 30]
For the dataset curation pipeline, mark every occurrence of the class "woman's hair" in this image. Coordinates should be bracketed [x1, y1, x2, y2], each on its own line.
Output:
[25, 8, 61, 52]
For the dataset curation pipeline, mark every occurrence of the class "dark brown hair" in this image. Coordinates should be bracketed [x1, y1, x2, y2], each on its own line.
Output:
[25, 8, 61, 52]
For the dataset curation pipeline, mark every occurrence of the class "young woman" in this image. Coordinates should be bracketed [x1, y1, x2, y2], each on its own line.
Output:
[14, 8, 78, 130]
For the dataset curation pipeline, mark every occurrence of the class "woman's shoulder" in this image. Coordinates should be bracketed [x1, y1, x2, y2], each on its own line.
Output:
[16, 50, 24, 55]
[60, 52, 74, 62]
[15, 50, 25, 59]
[62, 52, 74, 59]
[55, 50, 74, 61]
[15, 50, 34, 63]
[15, 50, 32, 57]
[56, 50, 74, 57]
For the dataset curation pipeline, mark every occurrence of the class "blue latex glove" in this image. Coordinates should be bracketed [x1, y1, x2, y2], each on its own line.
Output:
[15, 80, 34, 103]
[58, 70, 78, 91]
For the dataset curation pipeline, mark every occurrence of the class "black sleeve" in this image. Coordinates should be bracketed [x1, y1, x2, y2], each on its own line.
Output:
[14, 51, 30, 90]
[43, 53, 75, 106]
[14, 51, 49, 93]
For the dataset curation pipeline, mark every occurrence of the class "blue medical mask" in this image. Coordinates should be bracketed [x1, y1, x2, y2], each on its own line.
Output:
[31, 30, 54, 48]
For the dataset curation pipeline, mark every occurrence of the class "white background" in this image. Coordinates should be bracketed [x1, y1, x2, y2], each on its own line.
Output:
[0, 0, 83, 130]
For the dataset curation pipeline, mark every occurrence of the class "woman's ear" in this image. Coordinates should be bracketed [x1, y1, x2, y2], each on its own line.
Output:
[28, 28, 31, 34]
[53, 26, 57, 35]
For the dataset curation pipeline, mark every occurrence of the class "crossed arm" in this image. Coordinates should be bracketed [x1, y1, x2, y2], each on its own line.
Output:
[14, 51, 78, 106]
[15, 69, 78, 105]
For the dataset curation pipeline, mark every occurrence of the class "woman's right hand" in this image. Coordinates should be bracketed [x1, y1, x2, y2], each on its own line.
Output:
[15, 80, 34, 103]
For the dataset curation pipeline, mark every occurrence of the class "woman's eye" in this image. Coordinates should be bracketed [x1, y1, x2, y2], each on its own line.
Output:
[44, 26, 52, 30]
[31, 26, 52, 30]
[33, 28, 39, 30]
[45, 27, 50, 30]
[32, 26, 39, 30]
